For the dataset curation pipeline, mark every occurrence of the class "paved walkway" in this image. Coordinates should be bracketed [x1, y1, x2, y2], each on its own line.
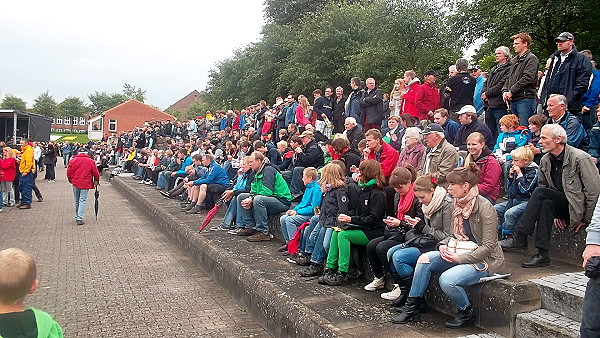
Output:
[0, 164, 269, 337]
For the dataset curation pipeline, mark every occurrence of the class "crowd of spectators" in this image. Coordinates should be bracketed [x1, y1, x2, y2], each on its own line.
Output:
[2, 31, 599, 333]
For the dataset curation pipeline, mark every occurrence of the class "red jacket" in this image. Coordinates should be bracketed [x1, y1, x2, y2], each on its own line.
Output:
[415, 82, 440, 121]
[367, 141, 400, 178]
[66, 153, 100, 189]
[0, 158, 16, 182]
[401, 81, 421, 119]
[475, 153, 501, 202]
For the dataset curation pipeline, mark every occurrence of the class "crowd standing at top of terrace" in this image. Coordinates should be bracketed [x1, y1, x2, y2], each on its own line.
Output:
[2, 31, 600, 337]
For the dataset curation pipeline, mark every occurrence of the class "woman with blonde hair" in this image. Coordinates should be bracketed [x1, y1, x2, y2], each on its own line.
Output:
[320, 160, 386, 286]
[295, 95, 311, 131]
[464, 132, 501, 203]
[390, 78, 406, 117]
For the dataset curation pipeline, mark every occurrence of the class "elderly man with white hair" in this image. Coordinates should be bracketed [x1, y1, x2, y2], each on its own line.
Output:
[546, 94, 589, 149]
[343, 117, 364, 150]
[418, 123, 458, 188]
[501, 124, 600, 268]
[482, 46, 512, 139]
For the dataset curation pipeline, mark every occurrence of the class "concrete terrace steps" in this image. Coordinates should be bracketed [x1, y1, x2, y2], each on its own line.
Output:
[515, 309, 579, 338]
[107, 172, 585, 338]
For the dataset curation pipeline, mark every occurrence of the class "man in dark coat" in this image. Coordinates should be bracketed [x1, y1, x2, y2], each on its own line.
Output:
[360, 78, 384, 130]
[446, 59, 476, 121]
[290, 131, 325, 199]
[483, 46, 512, 139]
[539, 32, 593, 115]
[344, 117, 364, 150]
[453, 105, 495, 151]
[332, 86, 347, 134]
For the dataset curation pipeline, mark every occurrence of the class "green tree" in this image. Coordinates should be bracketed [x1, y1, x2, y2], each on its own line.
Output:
[32, 91, 58, 117]
[88, 91, 127, 115]
[123, 83, 146, 102]
[57, 97, 88, 133]
[1, 95, 27, 110]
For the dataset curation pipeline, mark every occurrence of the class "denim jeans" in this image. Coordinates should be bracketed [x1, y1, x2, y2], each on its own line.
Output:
[495, 199, 528, 234]
[580, 276, 600, 337]
[237, 193, 290, 234]
[73, 187, 89, 221]
[485, 107, 508, 140]
[280, 214, 312, 243]
[221, 195, 244, 228]
[1, 181, 14, 205]
[409, 251, 489, 310]
[510, 99, 536, 126]
[298, 214, 319, 255]
[156, 171, 171, 189]
[19, 173, 34, 205]
[309, 224, 333, 265]
[388, 245, 422, 276]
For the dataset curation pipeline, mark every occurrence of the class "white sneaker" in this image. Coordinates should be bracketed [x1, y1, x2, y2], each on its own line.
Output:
[364, 276, 385, 291]
[381, 284, 401, 300]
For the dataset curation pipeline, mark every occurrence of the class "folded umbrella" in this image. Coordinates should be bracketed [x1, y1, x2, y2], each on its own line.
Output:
[199, 198, 224, 232]
[94, 186, 100, 220]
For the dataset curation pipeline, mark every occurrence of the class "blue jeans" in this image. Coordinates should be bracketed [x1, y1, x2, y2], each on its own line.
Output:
[73, 187, 89, 221]
[156, 171, 171, 189]
[299, 215, 319, 255]
[19, 173, 34, 205]
[221, 195, 244, 228]
[388, 245, 422, 276]
[237, 193, 290, 234]
[309, 224, 333, 264]
[495, 199, 528, 234]
[280, 214, 312, 243]
[485, 107, 508, 140]
[581, 276, 600, 337]
[409, 251, 489, 310]
[510, 99, 536, 126]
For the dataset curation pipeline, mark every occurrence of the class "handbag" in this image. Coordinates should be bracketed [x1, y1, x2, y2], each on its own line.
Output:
[335, 219, 368, 231]
[404, 229, 438, 249]
[447, 237, 479, 254]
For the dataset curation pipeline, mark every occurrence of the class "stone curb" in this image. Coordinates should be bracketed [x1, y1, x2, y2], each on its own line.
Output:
[108, 174, 339, 338]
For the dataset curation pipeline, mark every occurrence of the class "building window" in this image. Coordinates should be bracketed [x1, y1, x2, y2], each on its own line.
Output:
[52, 118, 56, 124]
[56, 117, 63, 124]
[108, 119, 117, 132]
[80, 117, 85, 125]
[64, 117, 71, 125]
[72, 118, 78, 126]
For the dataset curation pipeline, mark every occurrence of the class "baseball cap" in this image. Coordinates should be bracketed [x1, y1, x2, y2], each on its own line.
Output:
[457, 105, 477, 115]
[555, 32, 574, 42]
[299, 130, 314, 138]
[420, 124, 444, 134]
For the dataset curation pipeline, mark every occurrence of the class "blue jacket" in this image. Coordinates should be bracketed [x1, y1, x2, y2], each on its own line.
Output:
[285, 102, 298, 126]
[193, 161, 229, 186]
[175, 156, 193, 175]
[473, 76, 486, 115]
[293, 180, 323, 216]
[548, 112, 589, 149]
[493, 129, 529, 160]
[442, 119, 460, 145]
[240, 114, 247, 130]
[582, 69, 600, 109]
[506, 162, 539, 201]
[589, 122, 600, 160]
[346, 88, 364, 122]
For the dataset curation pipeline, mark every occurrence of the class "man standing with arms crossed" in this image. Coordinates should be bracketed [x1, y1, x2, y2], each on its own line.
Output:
[67, 147, 100, 225]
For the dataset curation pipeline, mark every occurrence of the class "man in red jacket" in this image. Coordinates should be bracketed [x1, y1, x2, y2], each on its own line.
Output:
[415, 70, 441, 121]
[66, 147, 100, 225]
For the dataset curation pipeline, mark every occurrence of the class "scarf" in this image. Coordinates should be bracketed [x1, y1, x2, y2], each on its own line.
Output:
[397, 184, 415, 220]
[358, 178, 377, 190]
[452, 186, 479, 241]
[422, 186, 446, 219]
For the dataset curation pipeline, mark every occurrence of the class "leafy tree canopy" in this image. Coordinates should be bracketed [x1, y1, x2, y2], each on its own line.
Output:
[33, 91, 58, 117]
[1, 95, 27, 110]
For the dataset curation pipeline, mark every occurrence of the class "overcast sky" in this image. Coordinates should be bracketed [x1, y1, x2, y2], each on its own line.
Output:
[0, 0, 265, 110]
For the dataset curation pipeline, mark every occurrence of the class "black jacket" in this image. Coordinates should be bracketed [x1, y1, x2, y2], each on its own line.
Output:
[454, 119, 495, 150]
[332, 95, 347, 133]
[348, 184, 386, 240]
[360, 88, 384, 124]
[320, 187, 349, 228]
[447, 72, 476, 112]
[314, 96, 333, 121]
[483, 62, 511, 108]
[346, 125, 364, 150]
[340, 148, 361, 177]
[384, 194, 425, 241]
[297, 139, 324, 168]
[540, 46, 593, 111]
[503, 51, 539, 102]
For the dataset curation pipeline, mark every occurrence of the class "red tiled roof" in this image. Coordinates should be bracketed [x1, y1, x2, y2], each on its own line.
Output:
[166, 90, 203, 112]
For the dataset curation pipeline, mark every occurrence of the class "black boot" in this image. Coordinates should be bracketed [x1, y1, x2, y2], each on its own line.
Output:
[318, 268, 335, 285]
[445, 304, 474, 328]
[391, 297, 423, 324]
[390, 274, 413, 308]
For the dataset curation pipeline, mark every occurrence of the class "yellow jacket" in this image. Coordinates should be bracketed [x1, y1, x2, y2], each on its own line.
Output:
[19, 144, 35, 175]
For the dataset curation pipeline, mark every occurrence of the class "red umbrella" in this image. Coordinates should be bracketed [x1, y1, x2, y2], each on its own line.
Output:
[287, 221, 311, 254]
[199, 198, 224, 232]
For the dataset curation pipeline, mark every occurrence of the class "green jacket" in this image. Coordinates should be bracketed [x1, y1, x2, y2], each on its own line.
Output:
[0, 308, 63, 338]
[250, 161, 292, 203]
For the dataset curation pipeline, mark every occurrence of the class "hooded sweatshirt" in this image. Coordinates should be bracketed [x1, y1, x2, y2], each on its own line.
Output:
[0, 308, 63, 338]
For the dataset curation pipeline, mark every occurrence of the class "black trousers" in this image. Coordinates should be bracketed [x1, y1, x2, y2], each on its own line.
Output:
[44, 164, 55, 180]
[515, 187, 569, 252]
[366, 236, 403, 278]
